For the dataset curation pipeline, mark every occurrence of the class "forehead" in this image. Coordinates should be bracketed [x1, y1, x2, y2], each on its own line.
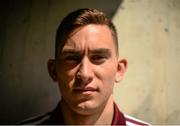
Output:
[62, 24, 116, 52]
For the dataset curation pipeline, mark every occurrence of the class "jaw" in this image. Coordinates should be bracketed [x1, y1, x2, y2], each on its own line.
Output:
[60, 94, 114, 124]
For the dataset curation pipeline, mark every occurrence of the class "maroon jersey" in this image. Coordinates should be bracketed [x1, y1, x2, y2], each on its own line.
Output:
[18, 102, 150, 125]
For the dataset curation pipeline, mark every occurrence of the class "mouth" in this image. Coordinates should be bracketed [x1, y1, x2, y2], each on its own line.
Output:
[73, 87, 98, 94]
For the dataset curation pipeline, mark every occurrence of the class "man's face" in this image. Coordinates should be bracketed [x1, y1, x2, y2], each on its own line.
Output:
[51, 24, 126, 115]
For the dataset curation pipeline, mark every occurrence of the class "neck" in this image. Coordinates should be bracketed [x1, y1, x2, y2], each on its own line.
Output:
[60, 95, 114, 125]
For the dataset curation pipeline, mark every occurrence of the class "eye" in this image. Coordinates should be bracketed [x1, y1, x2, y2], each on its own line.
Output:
[64, 55, 81, 64]
[90, 55, 107, 65]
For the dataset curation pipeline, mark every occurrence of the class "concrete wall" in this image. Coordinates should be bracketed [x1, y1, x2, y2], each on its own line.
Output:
[0, 0, 60, 124]
[113, 0, 180, 124]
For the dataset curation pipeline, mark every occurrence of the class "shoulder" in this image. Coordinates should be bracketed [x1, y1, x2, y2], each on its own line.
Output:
[16, 112, 53, 125]
[16, 102, 64, 125]
[125, 114, 151, 126]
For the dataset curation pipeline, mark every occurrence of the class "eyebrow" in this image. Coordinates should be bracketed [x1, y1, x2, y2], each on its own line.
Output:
[90, 49, 111, 57]
[61, 49, 81, 55]
[61, 48, 111, 55]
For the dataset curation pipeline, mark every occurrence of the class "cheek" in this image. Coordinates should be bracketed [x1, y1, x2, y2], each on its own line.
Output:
[101, 61, 117, 79]
[95, 62, 117, 87]
[95, 67, 116, 99]
[57, 66, 78, 88]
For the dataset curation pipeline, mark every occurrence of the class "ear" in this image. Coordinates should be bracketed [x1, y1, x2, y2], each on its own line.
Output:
[47, 59, 58, 82]
[115, 58, 127, 83]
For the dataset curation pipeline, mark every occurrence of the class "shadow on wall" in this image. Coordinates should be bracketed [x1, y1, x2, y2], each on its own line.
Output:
[0, 0, 123, 124]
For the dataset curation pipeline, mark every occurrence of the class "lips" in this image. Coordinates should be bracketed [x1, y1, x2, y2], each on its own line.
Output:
[74, 87, 98, 92]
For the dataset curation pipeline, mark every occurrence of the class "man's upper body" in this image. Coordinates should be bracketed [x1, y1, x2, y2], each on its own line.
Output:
[18, 8, 150, 125]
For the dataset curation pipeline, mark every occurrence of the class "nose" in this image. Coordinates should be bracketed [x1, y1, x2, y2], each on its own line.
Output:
[76, 56, 93, 84]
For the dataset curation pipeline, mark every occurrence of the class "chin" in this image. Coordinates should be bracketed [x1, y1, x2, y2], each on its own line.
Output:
[73, 100, 100, 115]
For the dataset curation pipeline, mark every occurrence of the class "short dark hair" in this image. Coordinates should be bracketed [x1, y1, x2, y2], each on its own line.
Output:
[55, 8, 118, 58]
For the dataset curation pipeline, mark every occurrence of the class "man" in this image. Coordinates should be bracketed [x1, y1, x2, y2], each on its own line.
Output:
[18, 8, 149, 125]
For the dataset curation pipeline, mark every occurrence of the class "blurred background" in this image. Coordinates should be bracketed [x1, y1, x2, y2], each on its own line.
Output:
[0, 0, 180, 124]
